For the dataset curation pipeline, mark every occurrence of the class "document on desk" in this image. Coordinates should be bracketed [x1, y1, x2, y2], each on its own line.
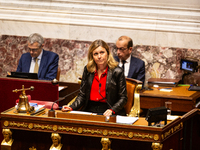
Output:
[69, 110, 94, 115]
[59, 86, 65, 91]
[167, 115, 179, 120]
[159, 88, 173, 92]
[116, 116, 138, 124]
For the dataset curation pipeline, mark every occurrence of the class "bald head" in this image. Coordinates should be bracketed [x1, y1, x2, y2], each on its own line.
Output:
[117, 36, 133, 49]
[116, 36, 133, 61]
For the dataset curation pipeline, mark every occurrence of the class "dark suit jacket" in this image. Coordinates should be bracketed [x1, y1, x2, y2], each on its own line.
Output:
[115, 55, 145, 85]
[16, 50, 59, 80]
[70, 66, 127, 115]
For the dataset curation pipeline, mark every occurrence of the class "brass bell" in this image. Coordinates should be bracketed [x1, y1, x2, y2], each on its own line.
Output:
[13, 85, 34, 113]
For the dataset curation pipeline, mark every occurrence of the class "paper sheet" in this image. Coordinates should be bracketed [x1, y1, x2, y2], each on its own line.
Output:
[167, 115, 179, 120]
[116, 115, 138, 124]
[69, 110, 94, 115]
[58, 86, 65, 91]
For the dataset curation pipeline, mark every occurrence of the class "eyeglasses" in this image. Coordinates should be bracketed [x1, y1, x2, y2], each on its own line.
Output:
[28, 47, 41, 52]
[114, 47, 128, 52]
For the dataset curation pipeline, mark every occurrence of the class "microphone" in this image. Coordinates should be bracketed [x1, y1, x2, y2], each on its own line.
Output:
[48, 80, 86, 117]
[99, 83, 112, 109]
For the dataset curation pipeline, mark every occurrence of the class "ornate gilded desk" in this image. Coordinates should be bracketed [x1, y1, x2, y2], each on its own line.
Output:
[1, 107, 194, 150]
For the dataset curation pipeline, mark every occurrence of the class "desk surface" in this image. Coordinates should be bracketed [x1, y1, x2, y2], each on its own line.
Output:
[140, 86, 200, 112]
[141, 86, 199, 99]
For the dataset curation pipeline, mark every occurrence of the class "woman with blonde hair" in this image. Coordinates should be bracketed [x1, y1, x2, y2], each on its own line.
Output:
[62, 39, 127, 116]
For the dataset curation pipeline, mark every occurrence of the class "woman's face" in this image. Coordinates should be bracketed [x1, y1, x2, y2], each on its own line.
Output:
[93, 46, 108, 68]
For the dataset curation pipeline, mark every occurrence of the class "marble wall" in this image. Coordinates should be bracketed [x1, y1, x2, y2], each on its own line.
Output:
[1, 35, 200, 86]
[0, 0, 200, 85]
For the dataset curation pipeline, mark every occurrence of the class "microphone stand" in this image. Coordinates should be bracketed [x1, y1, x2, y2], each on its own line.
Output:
[48, 89, 81, 117]
[48, 79, 86, 117]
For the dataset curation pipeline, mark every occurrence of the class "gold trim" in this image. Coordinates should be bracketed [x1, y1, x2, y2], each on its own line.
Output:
[3, 121, 155, 141]
[128, 83, 142, 117]
[78, 127, 83, 134]
[4, 121, 9, 127]
[29, 146, 37, 150]
[28, 123, 34, 129]
[128, 132, 133, 138]
[153, 134, 159, 141]
[53, 125, 58, 131]
[134, 133, 153, 139]
[162, 122, 183, 140]
[152, 142, 163, 150]
[103, 130, 108, 136]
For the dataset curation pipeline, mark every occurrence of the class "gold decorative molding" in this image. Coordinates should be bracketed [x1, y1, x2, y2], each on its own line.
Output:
[28, 123, 34, 129]
[1, 129, 14, 146]
[152, 142, 163, 150]
[4, 121, 9, 127]
[128, 132, 133, 138]
[133, 133, 154, 140]
[53, 125, 58, 131]
[34, 124, 52, 130]
[162, 122, 183, 140]
[50, 133, 62, 150]
[103, 130, 108, 136]
[153, 134, 159, 141]
[101, 138, 112, 150]
[9, 121, 28, 128]
[29, 146, 37, 150]
[3, 120, 157, 141]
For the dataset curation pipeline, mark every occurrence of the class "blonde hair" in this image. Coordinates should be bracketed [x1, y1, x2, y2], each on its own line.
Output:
[87, 39, 118, 73]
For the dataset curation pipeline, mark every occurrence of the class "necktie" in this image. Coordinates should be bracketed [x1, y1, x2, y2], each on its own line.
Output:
[122, 60, 126, 71]
[34, 58, 39, 73]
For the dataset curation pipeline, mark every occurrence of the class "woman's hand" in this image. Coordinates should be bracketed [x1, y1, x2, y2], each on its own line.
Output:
[61, 105, 72, 112]
[103, 109, 112, 117]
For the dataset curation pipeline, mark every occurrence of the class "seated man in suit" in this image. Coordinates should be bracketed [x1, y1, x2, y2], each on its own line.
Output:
[114, 36, 145, 86]
[16, 33, 59, 80]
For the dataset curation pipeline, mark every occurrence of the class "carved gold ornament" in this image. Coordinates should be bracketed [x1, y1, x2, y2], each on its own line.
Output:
[4, 121, 9, 127]
[29, 146, 37, 150]
[128, 132, 134, 138]
[103, 130, 108, 136]
[3, 120, 156, 141]
[28, 123, 34, 129]
[1, 129, 14, 146]
[53, 125, 58, 131]
[153, 134, 159, 141]
[151, 142, 163, 150]
[78, 127, 83, 134]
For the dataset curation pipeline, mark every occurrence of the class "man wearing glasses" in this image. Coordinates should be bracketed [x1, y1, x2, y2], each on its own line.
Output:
[114, 36, 145, 86]
[16, 33, 59, 80]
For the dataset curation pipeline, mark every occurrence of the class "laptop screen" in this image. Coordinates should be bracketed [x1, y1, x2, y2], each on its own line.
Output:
[7, 72, 38, 79]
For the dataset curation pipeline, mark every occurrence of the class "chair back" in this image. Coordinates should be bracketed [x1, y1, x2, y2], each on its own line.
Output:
[56, 67, 61, 81]
[124, 78, 143, 117]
